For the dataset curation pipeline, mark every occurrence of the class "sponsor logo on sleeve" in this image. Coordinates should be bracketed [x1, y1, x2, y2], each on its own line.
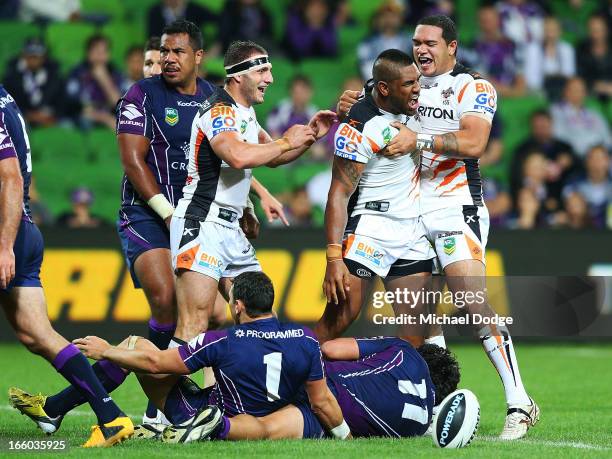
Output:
[334, 123, 362, 159]
[119, 103, 145, 127]
[472, 82, 496, 113]
[165, 107, 179, 126]
[0, 127, 11, 150]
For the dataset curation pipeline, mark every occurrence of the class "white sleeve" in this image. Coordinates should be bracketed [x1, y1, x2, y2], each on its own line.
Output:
[201, 103, 240, 139]
[333, 122, 373, 164]
[457, 78, 498, 123]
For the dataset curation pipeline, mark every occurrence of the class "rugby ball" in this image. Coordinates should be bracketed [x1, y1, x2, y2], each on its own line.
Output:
[432, 389, 480, 448]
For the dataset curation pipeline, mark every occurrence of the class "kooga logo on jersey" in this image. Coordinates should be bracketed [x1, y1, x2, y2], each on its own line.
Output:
[439, 393, 464, 446]
[418, 105, 454, 120]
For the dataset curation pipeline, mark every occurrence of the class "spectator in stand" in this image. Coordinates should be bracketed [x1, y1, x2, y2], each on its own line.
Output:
[218, 0, 274, 53]
[56, 187, 104, 229]
[483, 177, 512, 228]
[469, 5, 526, 97]
[266, 74, 326, 160]
[496, 0, 545, 59]
[147, 0, 217, 38]
[510, 151, 551, 229]
[562, 145, 612, 229]
[284, 0, 338, 60]
[19, 0, 81, 22]
[3, 38, 65, 127]
[577, 14, 612, 104]
[28, 176, 54, 227]
[558, 191, 592, 229]
[272, 186, 314, 228]
[480, 115, 504, 167]
[524, 16, 575, 100]
[124, 45, 144, 87]
[357, 1, 411, 80]
[551, 77, 612, 158]
[511, 109, 579, 206]
[65, 34, 126, 130]
[405, 0, 456, 25]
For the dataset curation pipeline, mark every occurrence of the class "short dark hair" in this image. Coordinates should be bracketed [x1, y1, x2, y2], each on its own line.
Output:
[145, 36, 161, 52]
[126, 44, 143, 58]
[86, 34, 110, 52]
[530, 108, 551, 122]
[417, 15, 458, 45]
[372, 49, 414, 83]
[162, 19, 203, 50]
[224, 40, 268, 68]
[232, 271, 274, 318]
[289, 74, 312, 89]
[417, 344, 460, 404]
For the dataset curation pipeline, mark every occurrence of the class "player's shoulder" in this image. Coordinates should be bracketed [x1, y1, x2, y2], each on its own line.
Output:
[450, 63, 495, 91]
[280, 321, 319, 342]
[196, 77, 217, 98]
[344, 93, 382, 133]
[198, 88, 236, 117]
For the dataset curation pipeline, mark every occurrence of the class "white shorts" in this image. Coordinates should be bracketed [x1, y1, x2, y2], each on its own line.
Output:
[170, 216, 261, 281]
[342, 214, 436, 278]
[421, 205, 490, 269]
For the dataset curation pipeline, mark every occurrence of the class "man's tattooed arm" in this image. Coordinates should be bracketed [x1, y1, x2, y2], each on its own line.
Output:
[325, 157, 366, 245]
[438, 132, 459, 155]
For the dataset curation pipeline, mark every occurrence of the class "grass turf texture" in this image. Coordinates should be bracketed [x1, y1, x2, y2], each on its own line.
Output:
[0, 343, 611, 458]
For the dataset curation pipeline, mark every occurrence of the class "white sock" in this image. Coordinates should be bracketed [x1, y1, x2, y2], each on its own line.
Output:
[479, 326, 530, 406]
[425, 335, 447, 349]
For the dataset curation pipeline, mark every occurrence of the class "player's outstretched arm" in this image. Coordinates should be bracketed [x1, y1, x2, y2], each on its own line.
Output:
[118, 133, 174, 223]
[74, 335, 190, 375]
[320, 338, 359, 360]
[306, 378, 352, 439]
[323, 157, 365, 304]
[385, 116, 492, 159]
[210, 125, 316, 169]
[0, 157, 23, 289]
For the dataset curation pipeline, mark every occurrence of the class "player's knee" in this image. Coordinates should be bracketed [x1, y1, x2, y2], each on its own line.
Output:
[15, 330, 44, 355]
[148, 287, 176, 321]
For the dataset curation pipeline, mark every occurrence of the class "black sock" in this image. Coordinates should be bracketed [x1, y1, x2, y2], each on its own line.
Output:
[48, 345, 125, 424]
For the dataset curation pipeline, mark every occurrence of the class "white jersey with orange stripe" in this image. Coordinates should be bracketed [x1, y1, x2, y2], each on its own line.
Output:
[174, 88, 256, 227]
[416, 63, 497, 213]
[334, 93, 421, 220]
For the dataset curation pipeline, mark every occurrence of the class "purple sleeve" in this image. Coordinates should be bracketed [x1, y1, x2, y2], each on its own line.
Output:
[303, 327, 325, 381]
[357, 337, 407, 358]
[116, 83, 152, 138]
[178, 330, 228, 373]
[0, 112, 17, 161]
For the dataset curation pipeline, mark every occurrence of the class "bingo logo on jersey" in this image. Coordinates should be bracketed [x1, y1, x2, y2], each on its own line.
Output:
[354, 242, 384, 266]
[165, 107, 179, 126]
[473, 82, 496, 114]
[335, 123, 361, 160]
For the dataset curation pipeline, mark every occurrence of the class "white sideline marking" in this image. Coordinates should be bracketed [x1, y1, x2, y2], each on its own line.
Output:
[481, 435, 612, 451]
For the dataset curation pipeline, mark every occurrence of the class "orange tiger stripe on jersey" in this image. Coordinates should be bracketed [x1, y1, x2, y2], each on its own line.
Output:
[176, 244, 200, 270]
[366, 136, 380, 153]
[428, 153, 441, 166]
[439, 179, 468, 196]
[464, 234, 483, 262]
[432, 159, 458, 180]
[343, 234, 356, 257]
[436, 165, 466, 189]
[457, 82, 470, 103]
[194, 129, 205, 174]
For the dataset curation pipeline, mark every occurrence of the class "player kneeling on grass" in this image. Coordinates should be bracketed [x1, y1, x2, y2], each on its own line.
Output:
[11, 272, 351, 442]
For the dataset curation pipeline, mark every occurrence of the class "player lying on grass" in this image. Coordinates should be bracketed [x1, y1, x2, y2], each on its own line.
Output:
[10, 271, 352, 442]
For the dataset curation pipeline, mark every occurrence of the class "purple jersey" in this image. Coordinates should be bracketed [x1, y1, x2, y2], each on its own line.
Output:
[115, 76, 216, 207]
[0, 85, 32, 221]
[325, 337, 435, 438]
[178, 317, 324, 417]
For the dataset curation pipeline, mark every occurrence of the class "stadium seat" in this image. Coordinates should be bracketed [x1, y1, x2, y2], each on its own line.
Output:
[101, 22, 146, 68]
[29, 127, 88, 162]
[80, 0, 126, 22]
[262, 0, 291, 41]
[0, 22, 41, 79]
[45, 23, 97, 74]
[253, 166, 292, 196]
[349, 0, 386, 27]
[192, 0, 225, 13]
[339, 25, 368, 56]
[289, 163, 330, 189]
[456, 0, 479, 45]
[122, 0, 158, 31]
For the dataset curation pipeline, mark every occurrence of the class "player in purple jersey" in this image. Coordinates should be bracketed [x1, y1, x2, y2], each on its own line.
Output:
[1, 87, 133, 447]
[67, 271, 351, 442]
[116, 21, 287, 428]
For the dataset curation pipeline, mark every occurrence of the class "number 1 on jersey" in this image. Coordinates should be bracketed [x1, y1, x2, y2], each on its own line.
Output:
[263, 352, 282, 402]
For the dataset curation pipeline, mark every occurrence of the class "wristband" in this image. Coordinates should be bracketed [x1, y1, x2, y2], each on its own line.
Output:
[275, 136, 292, 153]
[330, 420, 350, 439]
[126, 335, 140, 350]
[416, 133, 435, 152]
[326, 244, 343, 261]
[147, 194, 175, 220]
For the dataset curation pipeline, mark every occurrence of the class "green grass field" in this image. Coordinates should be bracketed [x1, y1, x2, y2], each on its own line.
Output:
[0, 343, 611, 458]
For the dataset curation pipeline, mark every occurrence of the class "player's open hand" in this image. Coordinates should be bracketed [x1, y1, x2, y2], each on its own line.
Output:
[323, 260, 351, 305]
[73, 336, 111, 360]
[308, 110, 337, 140]
[259, 192, 289, 226]
[283, 124, 317, 149]
[240, 208, 260, 239]
[336, 90, 360, 118]
[0, 246, 15, 290]
[385, 121, 417, 157]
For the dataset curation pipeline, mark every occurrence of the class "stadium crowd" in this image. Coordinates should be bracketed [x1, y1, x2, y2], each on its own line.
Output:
[0, 0, 610, 230]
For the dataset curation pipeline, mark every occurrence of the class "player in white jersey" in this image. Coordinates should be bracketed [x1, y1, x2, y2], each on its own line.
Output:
[382, 15, 539, 440]
[170, 40, 336, 346]
[315, 50, 435, 343]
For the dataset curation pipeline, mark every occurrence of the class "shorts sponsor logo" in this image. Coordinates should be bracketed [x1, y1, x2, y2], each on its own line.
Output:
[165, 107, 179, 126]
[464, 214, 478, 224]
[198, 252, 223, 273]
[183, 227, 197, 236]
[356, 268, 372, 277]
[355, 242, 384, 266]
[334, 150, 357, 160]
[443, 237, 456, 255]
[437, 231, 463, 239]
